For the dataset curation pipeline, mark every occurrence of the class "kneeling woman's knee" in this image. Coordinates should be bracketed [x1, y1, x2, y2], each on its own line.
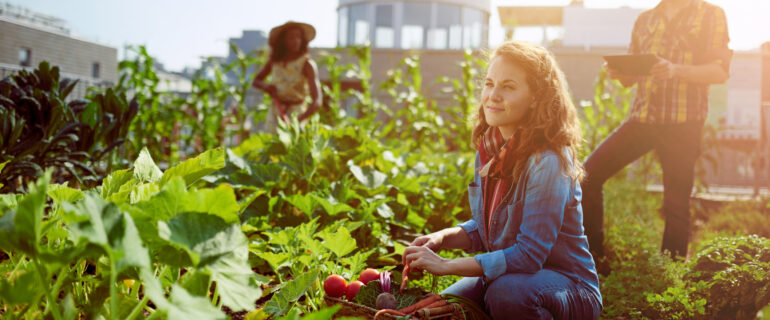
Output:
[484, 275, 541, 317]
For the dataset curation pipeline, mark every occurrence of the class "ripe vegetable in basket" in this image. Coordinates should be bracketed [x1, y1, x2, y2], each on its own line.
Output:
[358, 268, 380, 284]
[346, 280, 364, 300]
[323, 274, 347, 298]
[375, 270, 397, 309]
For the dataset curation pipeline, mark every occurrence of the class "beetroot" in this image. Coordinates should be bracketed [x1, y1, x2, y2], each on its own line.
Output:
[376, 292, 397, 310]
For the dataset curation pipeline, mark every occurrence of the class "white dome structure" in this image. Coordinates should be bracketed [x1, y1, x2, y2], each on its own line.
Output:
[337, 0, 490, 50]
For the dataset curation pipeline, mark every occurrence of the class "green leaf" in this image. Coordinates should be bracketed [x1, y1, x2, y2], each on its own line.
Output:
[0, 194, 21, 212]
[265, 227, 297, 247]
[144, 275, 226, 320]
[281, 138, 315, 178]
[0, 271, 39, 304]
[319, 226, 357, 258]
[311, 194, 354, 216]
[133, 147, 163, 183]
[208, 245, 263, 311]
[64, 193, 151, 273]
[0, 171, 50, 255]
[276, 305, 341, 320]
[160, 148, 226, 187]
[348, 161, 387, 189]
[134, 178, 240, 224]
[181, 270, 211, 297]
[156, 211, 260, 312]
[101, 169, 134, 198]
[284, 194, 316, 216]
[254, 251, 291, 273]
[340, 249, 375, 277]
[376, 202, 395, 218]
[239, 189, 265, 214]
[188, 184, 240, 223]
[129, 182, 160, 203]
[158, 212, 245, 267]
[263, 268, 321, 316]
[48, 184, 84, 203]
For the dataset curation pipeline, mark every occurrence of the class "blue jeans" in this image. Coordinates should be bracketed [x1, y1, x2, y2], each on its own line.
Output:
[442, 269, 602, 320]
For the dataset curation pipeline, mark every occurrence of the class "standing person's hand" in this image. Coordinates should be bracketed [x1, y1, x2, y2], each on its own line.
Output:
[650, 58, 679, 80]
[298, 101, 320, 122]
[603, 62, 638, 87]
[605, 63, 623, 80]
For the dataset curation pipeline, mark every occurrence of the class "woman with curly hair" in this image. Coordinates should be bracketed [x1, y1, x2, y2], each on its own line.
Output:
[403, 41, 602, 319]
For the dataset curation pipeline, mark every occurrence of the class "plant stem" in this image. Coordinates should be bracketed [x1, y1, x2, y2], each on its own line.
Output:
[9, 253, 25, 279]
[125, 294, 150, 320]
[145, 308, 163, 320]
[109, 258, 118, 320]
[32, 259, 62, 320]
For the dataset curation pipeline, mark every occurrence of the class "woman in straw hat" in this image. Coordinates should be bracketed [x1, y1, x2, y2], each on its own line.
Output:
[253, 21, 321, 132]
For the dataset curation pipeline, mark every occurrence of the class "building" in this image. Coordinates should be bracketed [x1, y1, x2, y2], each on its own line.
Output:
[337, 0, 490, 50]
[324, 0, 491, 113]
[0, 2, 118, 99]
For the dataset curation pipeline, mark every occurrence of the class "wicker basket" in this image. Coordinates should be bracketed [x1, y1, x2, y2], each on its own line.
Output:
[324, 295, 469, 319]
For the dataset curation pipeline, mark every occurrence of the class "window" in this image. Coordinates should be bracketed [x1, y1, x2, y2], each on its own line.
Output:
[429, 4, 462, 49]
[19, 48, 31, 67]
[374, 4, 394, 48]
[338, 6, 349, 47]
[348, 4, 370, 45]
[401, 2, 430, 49]
[92, 62, 100, 79]
[462, 8, 484, 48]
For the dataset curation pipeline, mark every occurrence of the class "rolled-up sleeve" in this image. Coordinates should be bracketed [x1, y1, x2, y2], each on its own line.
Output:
[474, 155, 569, 281]
[699, 6, 732, 72]
[457, 219, 484, 253]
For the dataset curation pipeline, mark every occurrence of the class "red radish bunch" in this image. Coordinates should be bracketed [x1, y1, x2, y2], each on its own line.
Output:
[324, 269, 388, 301]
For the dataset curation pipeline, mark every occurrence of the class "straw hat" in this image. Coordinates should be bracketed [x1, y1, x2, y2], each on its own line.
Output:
[268, 21, 316, 47]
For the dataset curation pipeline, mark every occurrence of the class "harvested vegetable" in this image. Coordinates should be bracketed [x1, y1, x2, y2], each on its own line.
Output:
[397, 293, 442, 314]
[323, 274, 347, 298]
[359, 268, 380, 284]
[373, 309, 407, 319]
[376, 292, 398, 310]
[346, 280, 364, 300]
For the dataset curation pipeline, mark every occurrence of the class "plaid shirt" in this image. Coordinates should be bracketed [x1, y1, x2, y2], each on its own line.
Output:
[628, 0, 732, 124]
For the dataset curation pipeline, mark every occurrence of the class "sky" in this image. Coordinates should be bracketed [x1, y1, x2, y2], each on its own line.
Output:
[6, 0, 770, 71]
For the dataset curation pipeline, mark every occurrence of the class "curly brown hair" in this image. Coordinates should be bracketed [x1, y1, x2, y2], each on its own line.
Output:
[472, 41, 584, 182]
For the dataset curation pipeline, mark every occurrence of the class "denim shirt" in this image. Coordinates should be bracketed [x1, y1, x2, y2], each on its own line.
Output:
[458, 149, 602, 301]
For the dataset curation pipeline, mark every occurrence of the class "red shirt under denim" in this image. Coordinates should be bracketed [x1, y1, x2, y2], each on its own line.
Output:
[628, 0, 732, 124]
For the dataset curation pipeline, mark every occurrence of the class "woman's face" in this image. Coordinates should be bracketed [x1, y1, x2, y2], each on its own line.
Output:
[481, 55, 534, 138]
[284, 28, 304, 53]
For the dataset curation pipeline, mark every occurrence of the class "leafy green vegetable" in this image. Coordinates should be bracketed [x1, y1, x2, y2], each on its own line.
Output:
[354, 280, 423, 310]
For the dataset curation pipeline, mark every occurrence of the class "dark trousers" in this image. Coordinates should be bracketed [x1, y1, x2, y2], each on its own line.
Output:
[582, 121, 702, 258]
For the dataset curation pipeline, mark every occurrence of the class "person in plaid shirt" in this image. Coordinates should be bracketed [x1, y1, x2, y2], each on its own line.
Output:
[582, 0, 732, 266]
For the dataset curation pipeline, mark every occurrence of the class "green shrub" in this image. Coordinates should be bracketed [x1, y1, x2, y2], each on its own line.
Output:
[0, 62, 137, 192]
[646, 235, 770, 320]
[702, 200, 770, 238]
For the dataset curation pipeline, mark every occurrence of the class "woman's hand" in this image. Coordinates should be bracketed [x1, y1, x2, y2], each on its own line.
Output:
[403, 246, 450, 276]
[410, 232, 444, 252]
